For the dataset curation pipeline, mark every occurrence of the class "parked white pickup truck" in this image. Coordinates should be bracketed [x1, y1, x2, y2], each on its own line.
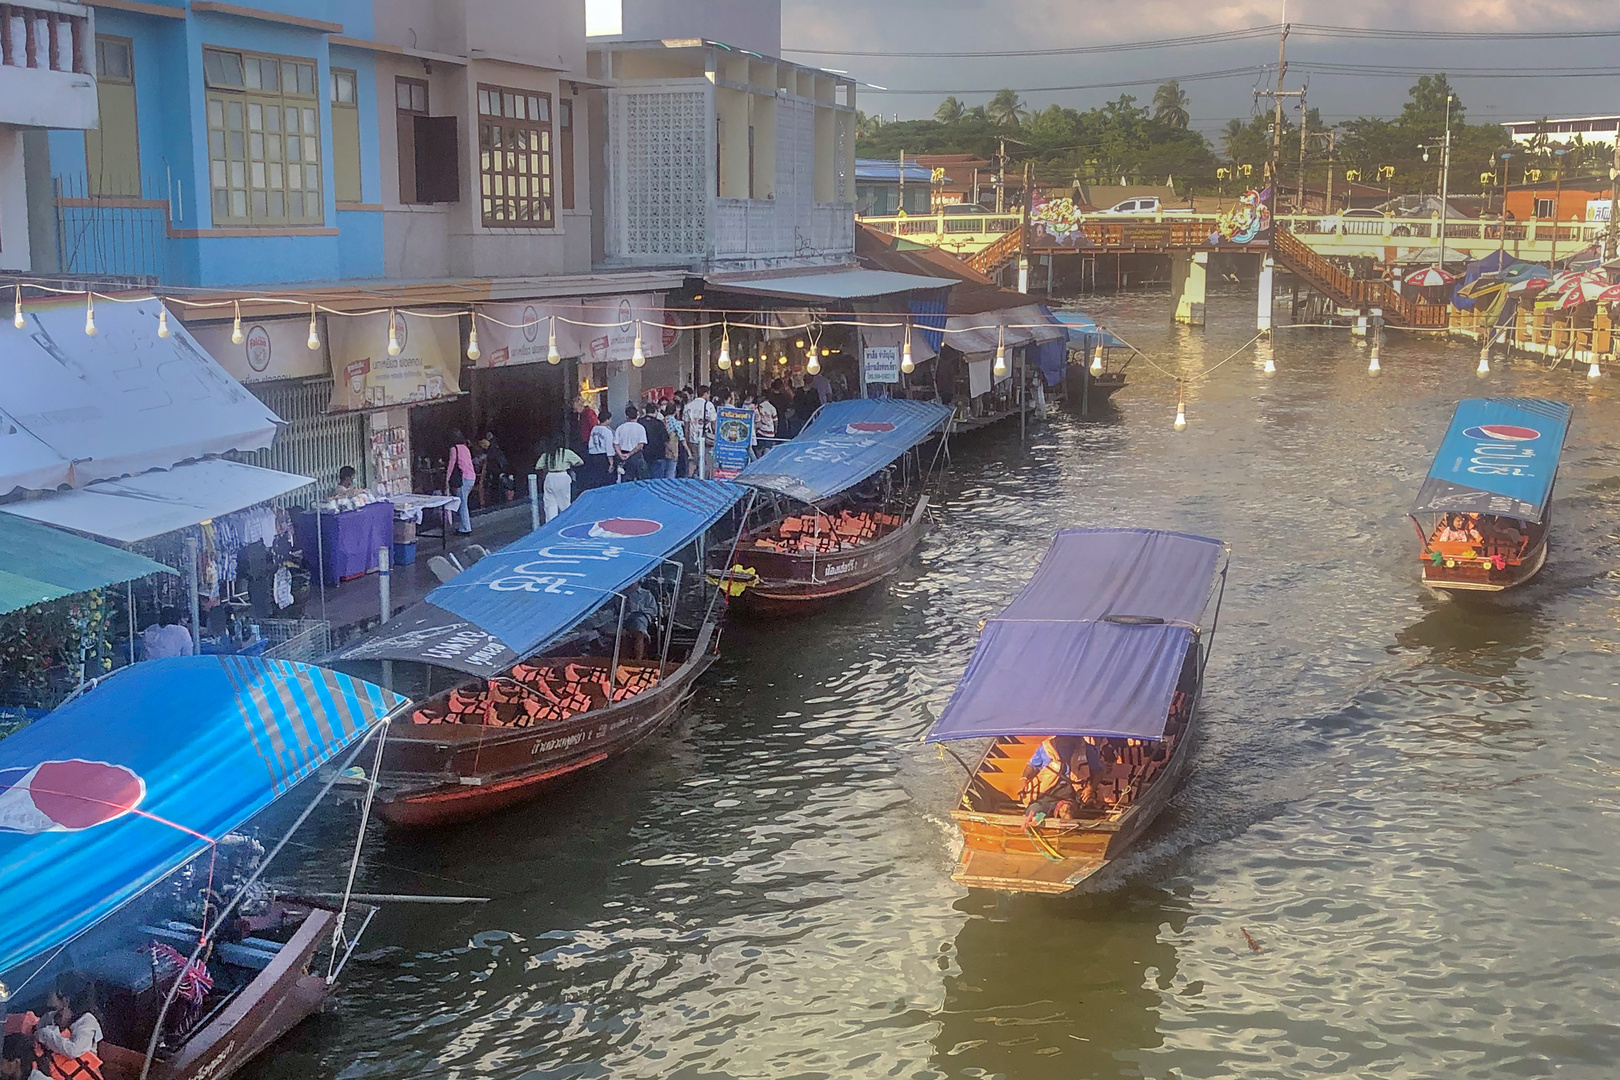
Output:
[1098, 197, 1192, 215]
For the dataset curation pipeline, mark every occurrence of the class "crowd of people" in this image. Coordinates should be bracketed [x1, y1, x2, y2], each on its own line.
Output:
[1430, 512, 1528, 552]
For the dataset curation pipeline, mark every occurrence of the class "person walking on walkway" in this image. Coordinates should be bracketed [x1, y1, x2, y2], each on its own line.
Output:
[641, 402, 672, 479]
[615, 405, 649, 482]
[585, 409, 614, 490]
[447, 429, 476, 535]
[537, 433, 582, 522]
[682, 386, 716, 477]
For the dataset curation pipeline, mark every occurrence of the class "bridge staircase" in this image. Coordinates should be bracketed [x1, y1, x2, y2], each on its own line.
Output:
[1272, 230, 1447, 328]
[966, 226, 1024, 279]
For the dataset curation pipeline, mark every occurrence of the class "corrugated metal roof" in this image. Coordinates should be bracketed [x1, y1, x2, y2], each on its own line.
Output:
[707, 269, 956, 301]
[0, 516, 175, 615]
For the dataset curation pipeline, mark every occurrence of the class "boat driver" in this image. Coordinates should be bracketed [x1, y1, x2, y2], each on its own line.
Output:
[1021, 736, 1084, 806]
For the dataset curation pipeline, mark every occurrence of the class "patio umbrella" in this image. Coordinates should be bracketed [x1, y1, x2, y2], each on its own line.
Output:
[1554, 269, 1613, 308]
[1548, 267, 1586, 294]
[1405, 266, 1457, 287]
[1595, 283, 1620, 304]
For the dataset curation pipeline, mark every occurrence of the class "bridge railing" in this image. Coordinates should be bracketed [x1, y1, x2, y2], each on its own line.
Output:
[861, 212, 1024, 238]
[1276, 214, 1607, 246]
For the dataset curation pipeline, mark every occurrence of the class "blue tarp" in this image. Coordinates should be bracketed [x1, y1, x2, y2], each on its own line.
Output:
[738, 399, 954, 503]
[1052, 310, 1128, 350]
[336, 480, 745, 675]
[926, 529, 1225, 743]
[0, 657, 404, 978]
[1412, 398, 1572, 523]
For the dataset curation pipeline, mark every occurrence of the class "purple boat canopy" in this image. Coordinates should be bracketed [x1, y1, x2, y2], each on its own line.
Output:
[926, 529, 1226, 744]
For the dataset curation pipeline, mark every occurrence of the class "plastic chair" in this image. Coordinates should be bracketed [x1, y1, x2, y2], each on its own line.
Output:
[427, 555, 461, 583]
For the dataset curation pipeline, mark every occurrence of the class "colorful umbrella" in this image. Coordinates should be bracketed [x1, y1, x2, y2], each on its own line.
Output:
[1595, 283, 1620, 304]
[1555, 270, 1613, 308]
[1505, 274, 1551, 294]
[1548, 268, 1586, 294]
[1405, 266, 1457, 287]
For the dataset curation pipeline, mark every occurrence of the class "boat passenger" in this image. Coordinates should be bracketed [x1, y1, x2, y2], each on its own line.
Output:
[141, 606, 194, 660]
[0, 1033, 46, 1080]
[1020, 735, 1082, 804]
[32, 973, 103, 1080]
[620, 581, 659, 661]
[1437, 513, 1479, 543]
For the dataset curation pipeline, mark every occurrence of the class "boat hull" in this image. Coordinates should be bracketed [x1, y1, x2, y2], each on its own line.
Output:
[1422, 535, 1547, 593]
[723, 497, 928, 617]
[378, 627, 717, 826]
[101, 908, 337, 1080]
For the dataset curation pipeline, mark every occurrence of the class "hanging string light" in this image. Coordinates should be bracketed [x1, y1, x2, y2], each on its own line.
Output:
[386, 309, 403, 356]
[806, 332, 821, 375]
[1368, 351, 1381, 374]
[157, 303, 171, 339]
[1173, 383, 1187, 431]
[231, 300, 244, 345]
[631, 320, 646, 367]
[547, 315, 561, 364]
[13, 285, 25, 329]
[716, 321, 732, 370]
[84, 292, 97, 337]
[901, 321, 915, 374]
[306, 304, 320, 350]
[1476, 350, 1490, 377]
[1589, 359, 1602, 379]
[1089, 350, 1103, 376]
[465, 311, 481, 362]
[992, 327, 1007, 378]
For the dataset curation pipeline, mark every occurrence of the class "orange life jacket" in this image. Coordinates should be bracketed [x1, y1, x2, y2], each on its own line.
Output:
[38, 1041, 103, 1080]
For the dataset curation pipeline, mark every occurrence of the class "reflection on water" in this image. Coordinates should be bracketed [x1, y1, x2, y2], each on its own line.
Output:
[243, 290, 1620, 1079]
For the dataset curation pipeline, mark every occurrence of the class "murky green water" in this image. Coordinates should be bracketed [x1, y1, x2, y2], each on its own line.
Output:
[254, 289, 1620, 1080]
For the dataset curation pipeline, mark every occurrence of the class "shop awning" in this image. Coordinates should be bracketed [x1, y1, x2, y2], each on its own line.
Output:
[946, 304, 1067, 357]
[2, 297, 281, 494]
[707, 269, 958, 302]
[0, 657, 405, 978]
[335, 480, 746, 675]
[1052, 310, 1128, 350]
[738, 399, 954, 503]
[0, 459, 314, 543]
[1412, 397, 1572, 523]
[0, 516, 175, 615]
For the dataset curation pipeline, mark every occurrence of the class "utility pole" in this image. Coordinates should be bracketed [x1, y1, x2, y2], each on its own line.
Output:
[1296, 87, 1309, 212]
[1324, 130, 1336, 213]
[898, 148, 905, 213]
[1019, 160, 1033, 294]
[996, 137, 1008, 213]
[1418, 94, 1453, 269]
[1608, 139, 1620, 261]
[1254, 22, 1304, 215]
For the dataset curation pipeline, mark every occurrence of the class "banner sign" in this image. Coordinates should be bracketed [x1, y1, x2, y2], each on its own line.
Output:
[327, 310, 462, 411]
[579, 294, 669, 364]
[472, 301, 586, 369]
[864, 345, 901, 384]
[191, 316, 328, 384]
[714, 405, 755, 479]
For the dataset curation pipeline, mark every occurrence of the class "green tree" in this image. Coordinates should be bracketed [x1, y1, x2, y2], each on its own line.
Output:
[1400, 74, 1463, 131]
[934, 96, 966, 124]
[986, 88, 1028, 128]
[1152, 81, 1190, 129]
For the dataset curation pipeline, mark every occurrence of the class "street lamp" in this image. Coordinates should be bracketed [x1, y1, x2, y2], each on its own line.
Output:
[1497, 151, 1512, 261]
[1417, 94, 1455, 271]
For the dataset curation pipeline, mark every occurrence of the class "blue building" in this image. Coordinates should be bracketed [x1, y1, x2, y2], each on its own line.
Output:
[39, 0, 384, 286]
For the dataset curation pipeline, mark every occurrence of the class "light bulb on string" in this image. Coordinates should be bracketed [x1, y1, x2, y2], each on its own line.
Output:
[547, 315, 561, 364]
[157, 303, 170, 339]
[1590, 360, 1603, 379]
[901, 322, 915, 374]
[387, 309, 402, 356]
[465, 312, 481, 362]
[806, 346, 821, 375]
[631, 321, 646, 367]
[13, 286, 25, 329]
[1089, 352, 1103, 375]
[1476, 352, 1490, 377]
[231, 300, 244, 345]
[717, 322, 732, 370]
[777, 353, 788, 367]
[306, 304, 320, 350]
[1173, 386, 1187, 432]
[84, 292, 97, 337]
[993, 329, 1007, 378]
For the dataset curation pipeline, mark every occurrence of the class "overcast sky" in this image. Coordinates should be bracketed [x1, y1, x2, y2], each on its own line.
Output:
[780, 0, 1620, 138]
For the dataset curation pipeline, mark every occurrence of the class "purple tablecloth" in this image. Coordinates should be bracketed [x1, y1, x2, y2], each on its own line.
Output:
[298, 501, 395, 585]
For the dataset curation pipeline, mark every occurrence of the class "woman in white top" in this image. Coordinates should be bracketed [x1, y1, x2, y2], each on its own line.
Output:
[537, 432, 583, 522]
[585, 410, 615, 491]
[33, 972, 104, 1079]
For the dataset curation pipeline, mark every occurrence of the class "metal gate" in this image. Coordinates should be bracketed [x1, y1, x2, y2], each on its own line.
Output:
[231, 378, 367, 501]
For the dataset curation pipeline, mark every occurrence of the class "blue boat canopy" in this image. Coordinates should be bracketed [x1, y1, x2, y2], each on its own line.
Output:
[737, 399, 954, 503]
[926, 529, 1225, 744]
[1412, 398, 1572, 523]
[336, 480, 745, 675]
[0, 657, 405, 979]
[1052, 311, 1128, 350]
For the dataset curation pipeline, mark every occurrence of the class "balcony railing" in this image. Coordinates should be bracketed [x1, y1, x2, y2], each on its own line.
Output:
[0, 1, 90, 74]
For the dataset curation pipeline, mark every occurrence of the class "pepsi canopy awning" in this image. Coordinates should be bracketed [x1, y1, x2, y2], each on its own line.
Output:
[736, 399, 954, 503]
[926, 528, 1226, 744]
[0, 516, 175, 616]
[1412, 398, 1572, 523]
[0, 657, 405, 978]
[335, 480, 745, 675]
[926, 619, 1195, 742]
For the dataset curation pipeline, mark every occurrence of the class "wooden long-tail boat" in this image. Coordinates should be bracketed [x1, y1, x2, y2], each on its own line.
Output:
[710, 399, 953, 615]
[927, 529, 1228, 896]
[1053, 310, 1130, 411]
[0, 657, 407, 1080]
[333, 479, 746, 826]
[1409, 398, 1571, 594]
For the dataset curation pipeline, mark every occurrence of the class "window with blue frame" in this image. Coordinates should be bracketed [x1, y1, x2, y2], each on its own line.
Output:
[204, 47, 322, 226]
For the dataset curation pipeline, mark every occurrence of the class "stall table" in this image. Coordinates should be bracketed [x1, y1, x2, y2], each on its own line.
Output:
[389, 494, 461, 550]
[297, 500, 395, 585]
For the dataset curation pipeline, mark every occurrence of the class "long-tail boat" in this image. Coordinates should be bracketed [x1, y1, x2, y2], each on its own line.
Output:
[1410, 397, 1571, 593]
[0, 656, 408, 1080]
[711, 399, 953, 615]
[926, 529, 1228, 896]
[334, 479, 746, 826]
[1052, 310, 1130, 410]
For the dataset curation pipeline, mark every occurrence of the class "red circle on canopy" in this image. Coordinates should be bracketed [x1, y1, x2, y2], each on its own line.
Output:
[30, 760, 144, 830]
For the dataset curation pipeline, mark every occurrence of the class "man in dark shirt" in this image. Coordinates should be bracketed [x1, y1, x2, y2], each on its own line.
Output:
[767, 378, 796, 439]
[641, 404, 670, 477]
[793, 379, 821, 433]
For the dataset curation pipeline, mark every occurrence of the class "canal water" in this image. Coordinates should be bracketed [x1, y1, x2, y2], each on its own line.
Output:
[256, 289, 1620, 1080]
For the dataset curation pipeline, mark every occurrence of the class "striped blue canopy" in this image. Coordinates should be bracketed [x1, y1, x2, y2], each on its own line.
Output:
[0, 657, 406, 978]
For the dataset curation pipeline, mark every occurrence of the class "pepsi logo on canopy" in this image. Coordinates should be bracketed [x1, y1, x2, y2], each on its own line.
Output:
[1463, 424, 1541, 442]
[845, 422, 897, 434]
[0, 759, 145, 834]
[557, 518, 664, 541]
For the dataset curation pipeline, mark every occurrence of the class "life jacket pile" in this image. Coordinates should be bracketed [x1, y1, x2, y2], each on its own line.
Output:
[409, 662, 663, 727]
[751, 510, 903, 555]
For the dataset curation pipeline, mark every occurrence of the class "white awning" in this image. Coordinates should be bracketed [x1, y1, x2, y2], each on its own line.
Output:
[0, 459, 314, 542]
[2, 296, 282, 494]
[708, 269, 956, 301]
[946, 304, 1067, 357]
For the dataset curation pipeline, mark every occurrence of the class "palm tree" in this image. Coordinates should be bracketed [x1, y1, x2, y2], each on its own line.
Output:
[935, 96, 966, 124]
[1220, 118, 1245, 159]
[855, 109, 882, 141]
[1152, 81, 1190, 129]
[985, 88, 1028, 128]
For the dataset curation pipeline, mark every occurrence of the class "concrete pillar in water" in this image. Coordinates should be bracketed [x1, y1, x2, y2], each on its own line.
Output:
[1172, 251, 1208, 325]
[1256, 254, 1275, 333]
